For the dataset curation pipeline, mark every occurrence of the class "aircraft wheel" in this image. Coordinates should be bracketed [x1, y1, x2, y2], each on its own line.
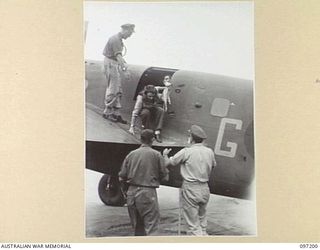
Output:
[98, 174, 126, 206]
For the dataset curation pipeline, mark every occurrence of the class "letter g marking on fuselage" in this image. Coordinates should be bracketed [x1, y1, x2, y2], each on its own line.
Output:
[214, 118, 242, 158]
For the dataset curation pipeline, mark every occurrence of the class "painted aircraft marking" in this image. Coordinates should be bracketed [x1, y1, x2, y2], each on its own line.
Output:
[214, 118, 243, 158]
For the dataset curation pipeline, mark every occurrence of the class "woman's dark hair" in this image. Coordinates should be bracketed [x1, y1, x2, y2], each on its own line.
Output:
[144, 85, 156, 95]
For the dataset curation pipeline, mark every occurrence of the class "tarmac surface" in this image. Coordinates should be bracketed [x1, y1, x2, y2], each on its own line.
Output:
[86, 169, 257, 237]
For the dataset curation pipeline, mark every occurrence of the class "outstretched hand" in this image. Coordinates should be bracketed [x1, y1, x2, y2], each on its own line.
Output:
[163, 148, 172, 156]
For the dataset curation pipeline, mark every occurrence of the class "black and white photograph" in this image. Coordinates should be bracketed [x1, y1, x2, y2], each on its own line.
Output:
[85, 1, 256, 237]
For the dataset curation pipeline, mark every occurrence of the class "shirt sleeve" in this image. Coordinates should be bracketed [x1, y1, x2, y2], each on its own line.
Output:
[132, 95, 143, 117]
[212, 150, 217, 168]
[130, 95, 143, 126]
[118, 156, 128, 179]
[102, 43, 108, 57]
[170, 148, 187, 166]
[110, 36, 123, 57]
[158, 153, 169, 182]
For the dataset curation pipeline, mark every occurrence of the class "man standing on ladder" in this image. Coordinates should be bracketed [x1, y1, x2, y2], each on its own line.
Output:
[102, 23, 135, 123]
[163, 125, 217, 236]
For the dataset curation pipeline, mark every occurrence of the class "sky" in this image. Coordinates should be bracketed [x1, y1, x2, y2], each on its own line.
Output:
[84, 1, 254, 80]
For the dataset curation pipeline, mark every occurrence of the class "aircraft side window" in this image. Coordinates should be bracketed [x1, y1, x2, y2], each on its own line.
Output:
[210, 98, 230, 117]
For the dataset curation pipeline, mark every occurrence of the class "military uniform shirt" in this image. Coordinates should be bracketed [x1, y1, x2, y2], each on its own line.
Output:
[102, 33, 123, 59]
[169, 143, 216, 182]
[119, 145, 168, 188]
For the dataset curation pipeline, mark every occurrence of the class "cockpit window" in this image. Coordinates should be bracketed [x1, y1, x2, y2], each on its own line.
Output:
[210, 98, 230, 117]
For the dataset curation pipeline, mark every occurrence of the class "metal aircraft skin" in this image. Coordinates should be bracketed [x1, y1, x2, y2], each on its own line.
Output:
[85, 60, 254, 206]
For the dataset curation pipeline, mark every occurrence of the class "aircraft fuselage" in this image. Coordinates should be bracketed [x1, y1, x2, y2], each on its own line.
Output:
[86, 60, 254, 200]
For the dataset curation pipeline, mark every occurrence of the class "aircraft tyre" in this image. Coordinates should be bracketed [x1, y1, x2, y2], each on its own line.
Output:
[98, 174, 126, 206]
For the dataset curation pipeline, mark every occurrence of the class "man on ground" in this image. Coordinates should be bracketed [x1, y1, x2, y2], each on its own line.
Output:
[119, 129, 168, 236]
[163, 125, 217, 235]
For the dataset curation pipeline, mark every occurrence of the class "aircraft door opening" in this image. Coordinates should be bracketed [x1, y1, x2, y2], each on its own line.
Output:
[133, 67, 178, 100]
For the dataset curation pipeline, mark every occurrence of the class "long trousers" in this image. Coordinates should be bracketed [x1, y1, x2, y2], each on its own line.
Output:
[126, 185, 160, 236]
[103, 57, 122, 116]
[140, 106, 164, 131]
[181, 181, 210, 235]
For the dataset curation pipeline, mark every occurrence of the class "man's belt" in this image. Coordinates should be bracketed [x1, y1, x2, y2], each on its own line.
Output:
[183, 180, 208, 184]
[129, 183, 157, 189]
